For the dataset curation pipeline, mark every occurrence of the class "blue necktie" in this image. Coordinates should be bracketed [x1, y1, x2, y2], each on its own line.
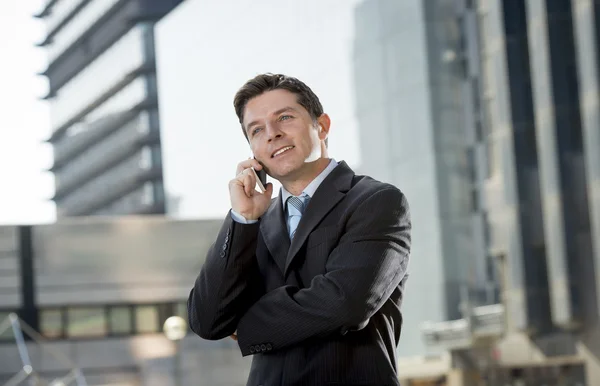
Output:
[287, 194, 309, 239]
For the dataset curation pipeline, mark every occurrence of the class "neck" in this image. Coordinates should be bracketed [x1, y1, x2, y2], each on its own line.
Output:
[280, 158, 330, 196]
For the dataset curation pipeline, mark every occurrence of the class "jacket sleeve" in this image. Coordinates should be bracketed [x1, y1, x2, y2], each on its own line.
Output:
[187, 211, 264, 340]
[235, 187, 411, 356]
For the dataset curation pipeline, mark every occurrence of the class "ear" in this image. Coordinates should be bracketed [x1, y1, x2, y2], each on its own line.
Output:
[316, 113, 331, 141]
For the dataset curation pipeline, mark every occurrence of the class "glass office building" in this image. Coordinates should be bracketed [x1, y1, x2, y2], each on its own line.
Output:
[35, 0, 184, 217]
[353, 0, 493, 357]
[471, 0, 599, 383]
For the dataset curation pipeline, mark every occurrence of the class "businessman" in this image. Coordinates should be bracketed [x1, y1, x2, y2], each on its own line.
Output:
[188, 73, 411, 386]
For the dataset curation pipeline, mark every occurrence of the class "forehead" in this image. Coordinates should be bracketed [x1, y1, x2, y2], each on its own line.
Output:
[242, 89, 305, 124]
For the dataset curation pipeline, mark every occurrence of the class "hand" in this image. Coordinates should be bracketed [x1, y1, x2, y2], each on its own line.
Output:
[229, 159, 274, 220]
[230, 331, 238, 341]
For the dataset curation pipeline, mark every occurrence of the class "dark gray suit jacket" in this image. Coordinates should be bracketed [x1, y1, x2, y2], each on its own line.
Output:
[188, 161, 411, 386]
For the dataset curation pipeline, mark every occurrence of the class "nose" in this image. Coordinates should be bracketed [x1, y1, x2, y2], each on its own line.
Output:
[265, 123, 283, 142]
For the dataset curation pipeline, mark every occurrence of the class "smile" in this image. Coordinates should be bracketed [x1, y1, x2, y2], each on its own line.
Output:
[272, 146, 294, 158]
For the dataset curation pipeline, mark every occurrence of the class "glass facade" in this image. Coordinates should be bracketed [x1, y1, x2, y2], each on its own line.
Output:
[49, 25, 147, 130]
[35, 302, 186, 340]
[55, 112, 151, 192]
[39, 0, 168, 217]
[56, 147, 158, 215]
[573, 0, 600, 315]
[47, 0, 121, 62]
[526, 0, 595, 329]
[351, 0, 492, 356]
[91, 182, 156, 215]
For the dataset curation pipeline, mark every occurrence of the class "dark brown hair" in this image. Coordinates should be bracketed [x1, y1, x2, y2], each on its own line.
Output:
[233, 73, 324, 140]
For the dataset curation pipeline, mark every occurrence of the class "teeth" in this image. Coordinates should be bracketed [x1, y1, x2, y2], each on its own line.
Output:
[273, 146, 293, 157]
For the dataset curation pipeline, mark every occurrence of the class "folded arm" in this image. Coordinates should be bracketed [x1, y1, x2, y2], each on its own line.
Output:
[236, 187, 411, 356]
[188, 213, 264, 340]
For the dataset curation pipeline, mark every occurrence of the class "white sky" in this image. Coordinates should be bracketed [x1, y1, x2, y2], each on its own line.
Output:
[0, 2, 56, 225]
[155, 0, 363, 219]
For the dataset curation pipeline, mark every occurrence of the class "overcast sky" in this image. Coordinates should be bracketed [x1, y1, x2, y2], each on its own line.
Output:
[0, 2, 55, 225]
[155, 0, 363, 219]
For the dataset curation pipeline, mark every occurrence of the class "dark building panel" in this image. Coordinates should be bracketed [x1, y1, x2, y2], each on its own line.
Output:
[501, 0, 552, 333]
[545, 0, 596, 327]
[527, 0, 597, 328]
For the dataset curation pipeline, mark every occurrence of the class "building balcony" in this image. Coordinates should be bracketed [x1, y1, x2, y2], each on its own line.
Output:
[421, 304, 505, 351]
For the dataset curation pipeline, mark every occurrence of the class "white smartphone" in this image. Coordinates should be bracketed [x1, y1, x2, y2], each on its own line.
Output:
[250, 167, 267, 194]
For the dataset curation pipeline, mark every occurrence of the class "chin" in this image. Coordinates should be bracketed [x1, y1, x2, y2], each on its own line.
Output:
[269, 163, 301, 180]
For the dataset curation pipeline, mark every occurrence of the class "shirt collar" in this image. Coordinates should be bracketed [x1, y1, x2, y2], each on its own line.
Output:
[281, 158, 338, 208]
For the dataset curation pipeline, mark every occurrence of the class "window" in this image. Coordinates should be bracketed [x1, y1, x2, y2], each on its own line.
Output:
[67, 307, 106, 338]
[467, 147, 477, 182]
[142, 182, 155, 205]
[135, 305, 159, 334]
[109, 306, 132, 335]
[35, 301, 186, 340]
[471, 188, 480, 212]
[471, 77, 481, 112]
[483, 212, 491, 246]
[475, 118, 484, 142]
[139, 146, 153, 170]
[40, 309, 64, 339]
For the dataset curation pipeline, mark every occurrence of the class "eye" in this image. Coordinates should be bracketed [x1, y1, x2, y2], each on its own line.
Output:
[252, 127, 263, 136]
[279, 115, 293, 121]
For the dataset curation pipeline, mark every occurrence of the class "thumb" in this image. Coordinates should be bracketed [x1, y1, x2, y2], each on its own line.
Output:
[264, 182, 274, 198]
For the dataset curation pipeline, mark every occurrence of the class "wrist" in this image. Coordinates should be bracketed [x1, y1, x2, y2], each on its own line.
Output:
[230, 209, 259, 224]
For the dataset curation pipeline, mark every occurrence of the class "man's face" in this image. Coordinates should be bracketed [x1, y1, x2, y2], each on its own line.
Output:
[243, 89, 329, 181]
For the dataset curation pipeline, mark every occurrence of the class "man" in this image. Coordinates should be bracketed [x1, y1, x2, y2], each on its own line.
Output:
[188, 73, 411, 386]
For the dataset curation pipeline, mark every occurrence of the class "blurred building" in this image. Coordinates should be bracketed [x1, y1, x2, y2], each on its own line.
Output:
[418, 0, 600, 385]
[352, 0, 495, 359]
[0, 218, 253, 385]
[34, 0, 184, 217]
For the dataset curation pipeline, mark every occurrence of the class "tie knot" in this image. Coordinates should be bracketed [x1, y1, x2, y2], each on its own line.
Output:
[287, 194, 309, 214]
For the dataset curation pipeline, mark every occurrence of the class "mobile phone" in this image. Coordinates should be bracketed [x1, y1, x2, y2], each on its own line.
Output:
[251, 157, 267, 193]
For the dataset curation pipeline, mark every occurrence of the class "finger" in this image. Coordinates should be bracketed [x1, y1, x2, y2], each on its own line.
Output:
[246, 168, 257, 193]
[243, 173, 255, 197]
[236, 159, 262, 175]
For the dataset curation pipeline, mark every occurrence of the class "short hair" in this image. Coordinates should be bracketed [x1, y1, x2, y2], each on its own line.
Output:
[233, 73, 324, 140]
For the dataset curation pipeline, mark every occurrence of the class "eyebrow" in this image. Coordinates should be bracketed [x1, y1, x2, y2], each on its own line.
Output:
[245, 106, 299, 134]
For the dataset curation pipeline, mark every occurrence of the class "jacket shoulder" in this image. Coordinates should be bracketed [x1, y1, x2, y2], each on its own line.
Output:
[350, 173, 404, 198]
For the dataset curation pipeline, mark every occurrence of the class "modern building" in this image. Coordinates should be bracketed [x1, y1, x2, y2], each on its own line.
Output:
[419, 0, 600, 385]
[352, 0, 494, 359]
[34, 0, 184, 217]
[0, 217, 255, 385]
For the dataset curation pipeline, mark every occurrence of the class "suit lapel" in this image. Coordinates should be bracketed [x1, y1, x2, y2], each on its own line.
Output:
[260, 195, 290, 274]
[284, 161, 354, 277]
